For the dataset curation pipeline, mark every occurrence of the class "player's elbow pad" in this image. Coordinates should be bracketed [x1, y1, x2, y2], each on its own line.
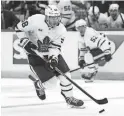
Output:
[15, 24, 27, 39]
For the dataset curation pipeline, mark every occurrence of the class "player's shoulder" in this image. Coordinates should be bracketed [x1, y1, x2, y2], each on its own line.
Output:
[56, 23, 67, 33]
[86, 27, 96, 33]
[28, 14, 45, 22]
[86, 27, 98, 36]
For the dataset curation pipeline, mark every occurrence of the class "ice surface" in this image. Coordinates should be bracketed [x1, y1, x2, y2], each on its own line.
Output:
[1, 78, 124, 116]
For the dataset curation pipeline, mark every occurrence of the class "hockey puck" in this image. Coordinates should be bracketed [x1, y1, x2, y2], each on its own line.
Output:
[99, 109, 105, 113]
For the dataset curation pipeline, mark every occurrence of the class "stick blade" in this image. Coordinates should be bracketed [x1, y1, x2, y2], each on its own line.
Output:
[97, 98, 108, 105]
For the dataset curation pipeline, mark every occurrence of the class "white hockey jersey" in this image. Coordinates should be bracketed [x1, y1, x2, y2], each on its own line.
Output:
[15, 14, 67, 56]
[78, 27, 110, 54]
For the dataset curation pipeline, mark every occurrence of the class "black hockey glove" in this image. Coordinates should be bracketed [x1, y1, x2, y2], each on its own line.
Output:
[49, 55, 58, 69]
[79, 60, 86, 69]
[104, 54, 112, 62]
[27, 41, 37, 49]
[20, 38, 38, 54]
[20, 38, 37, 49]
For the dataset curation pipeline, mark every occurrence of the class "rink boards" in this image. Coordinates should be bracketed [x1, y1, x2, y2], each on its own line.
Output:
[1, 31, 124, 80]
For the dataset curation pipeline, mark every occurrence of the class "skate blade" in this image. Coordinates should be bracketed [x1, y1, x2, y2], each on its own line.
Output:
[85, 79, 94, 83]
[85, 80, 93, 83]
[67, 104, 86, 109]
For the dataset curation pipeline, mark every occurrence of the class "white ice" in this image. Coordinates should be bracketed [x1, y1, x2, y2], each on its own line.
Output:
[1, 78, 124, 116]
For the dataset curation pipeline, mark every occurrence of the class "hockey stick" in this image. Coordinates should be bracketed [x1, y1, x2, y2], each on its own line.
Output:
[34, 50, 108, 105]
[70, 52, 106, 73]
[54, 66, 108, 105]
[70, 67, 81, 73]
[70, 63, 93, 73]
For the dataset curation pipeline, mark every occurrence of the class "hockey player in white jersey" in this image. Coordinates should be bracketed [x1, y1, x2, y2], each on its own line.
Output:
[15, 5, 84, 107]
[75, 19, 115, 82]
[87, 6, 109, 29]
[15, 5, 84, 106]
[108, 4, 124, 28]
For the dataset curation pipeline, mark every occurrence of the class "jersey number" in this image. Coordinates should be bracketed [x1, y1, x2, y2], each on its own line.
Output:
[90, 36, 98, 43]
[22, 21, 28, 28]
[61, 38, 64, 43]
[64, 6, 71, 11]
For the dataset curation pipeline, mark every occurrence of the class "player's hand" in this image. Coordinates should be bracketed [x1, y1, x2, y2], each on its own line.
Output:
[49, 55, 58, 69]
[104, 54, 112, 62]
[79, 60, 86, 68]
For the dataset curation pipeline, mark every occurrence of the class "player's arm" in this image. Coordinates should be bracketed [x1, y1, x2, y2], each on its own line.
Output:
[15, 17, 37, 54]
[78, 40, 97, 81]
[98, 34, 114, 62]
[78, 40, 89, 68]
[48, 26, 67, 68]
[94, 32, 115, 63]
[15, 16, 33, 37]
[48, 33, 65, 68]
